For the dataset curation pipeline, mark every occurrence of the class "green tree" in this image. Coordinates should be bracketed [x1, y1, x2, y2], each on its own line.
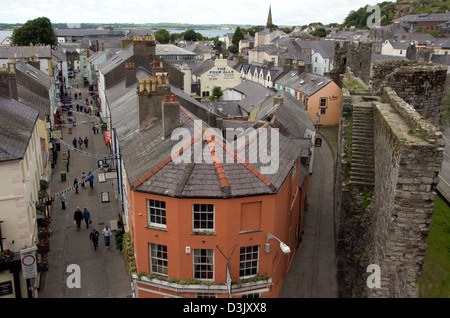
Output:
[209, 86, 223, 101]
[154, 29, 170, 44]
[231, 26, 245, 47]
[183, 29, 198, 41]
[12, 17, 57, 46]
[228, 44, 239, 54]
[310, 28, 329, 37]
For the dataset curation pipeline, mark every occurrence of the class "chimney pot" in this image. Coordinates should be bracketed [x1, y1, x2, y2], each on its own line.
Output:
[171, 94, 177, 102]
[164, 95, 170, 102]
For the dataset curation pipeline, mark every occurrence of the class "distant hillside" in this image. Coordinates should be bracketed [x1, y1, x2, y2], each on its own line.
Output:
[343, 0, 450, 28]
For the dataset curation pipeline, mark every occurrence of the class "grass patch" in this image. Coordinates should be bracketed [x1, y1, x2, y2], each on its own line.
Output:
[342, 78, 367, 92]
[418, 196, 450, 298]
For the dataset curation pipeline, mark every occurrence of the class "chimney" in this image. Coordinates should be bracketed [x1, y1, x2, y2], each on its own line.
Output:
[152, 59, 164, 74]
[182, 63, 192, 95]
[273, 91, 284, 107]
[137, 73, 170, 132]
[0, 59, 18, 99]
[30, 43, 34, 57]
[125, 61, 136, 88]
[162, 94, 180, 139]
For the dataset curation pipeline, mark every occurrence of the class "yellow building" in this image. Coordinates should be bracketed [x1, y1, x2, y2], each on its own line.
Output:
[192, 58, 242, 99]
[0, 96, 43, 298]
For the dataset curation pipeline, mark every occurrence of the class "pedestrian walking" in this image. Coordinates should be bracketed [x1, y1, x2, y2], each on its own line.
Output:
[72, 137, 77, 149]
[83, 208, 91, 229]
[60, 194, 66, 210]
[92, 124, 96, 134]
[87, 172, 94, 189]
[73, 207, 83, 231]
[84, 136, 89, 148]
[75, 92, 78, 100]
[78, 137, 83, 149]
[95, 124, 99, 134]
[80, 104, 83, 113]
[81, 172, 87, 188]
[76, 104, 80, 112]
[90, 229, 100, 250]
[73, 177, 79, 194]
[102, 226, 112, 248]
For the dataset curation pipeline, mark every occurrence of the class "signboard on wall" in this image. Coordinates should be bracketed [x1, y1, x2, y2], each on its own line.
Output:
[0, 281, 13, 296]
[20, 246, 38, 280]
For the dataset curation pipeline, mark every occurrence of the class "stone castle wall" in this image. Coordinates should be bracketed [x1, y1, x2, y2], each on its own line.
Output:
[368, 88, 443, 297]
[336, 60, 445, 298]
[372, 60, 447, 126]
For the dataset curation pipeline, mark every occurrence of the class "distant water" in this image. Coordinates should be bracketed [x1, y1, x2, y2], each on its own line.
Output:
[169, 29, 233, 38]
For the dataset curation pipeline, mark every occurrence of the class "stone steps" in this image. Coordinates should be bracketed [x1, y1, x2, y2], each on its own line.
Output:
[350, 104, 375, 189]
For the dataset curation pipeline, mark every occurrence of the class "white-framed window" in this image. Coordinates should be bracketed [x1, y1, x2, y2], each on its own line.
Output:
[193, 249, 214, 280]
[193, 204, 214, 232]
[148, 199, 166, 228]
[149, 243, 168, 276]
[239, 245, 259, 278]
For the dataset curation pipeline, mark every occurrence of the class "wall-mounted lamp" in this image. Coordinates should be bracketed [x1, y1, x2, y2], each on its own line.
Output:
[265, 233, 291, 254]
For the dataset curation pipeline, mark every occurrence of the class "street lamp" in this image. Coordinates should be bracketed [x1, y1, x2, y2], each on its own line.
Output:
[266, 233, 291, 254]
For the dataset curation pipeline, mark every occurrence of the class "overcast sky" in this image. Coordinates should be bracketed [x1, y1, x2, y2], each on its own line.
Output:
[3, 0, 381, 26]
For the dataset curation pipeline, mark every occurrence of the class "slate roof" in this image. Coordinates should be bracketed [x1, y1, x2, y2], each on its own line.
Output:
[0, 95, 39, 162]
[156, 44, 197, 57]
[431, 54, 450, 66]
[239, 63, 285, 82]
[387, 40, 410, 50]
[98, 44, 134, 75]
[54, 29, 124, 37]
[276, 71, 333, 97]
[17, 84, 51, 120]
[393, 12, 450, 24]
[295, 40, 334, 59]
[121, 105, 305, 198]
[191, 59, 237, 76]
[255, 90, 315, 136]
[15, 61, 53, 89]
[106, 67, 152, 141]
[232, 80, 274, 113]
[0, 45, 52, 59]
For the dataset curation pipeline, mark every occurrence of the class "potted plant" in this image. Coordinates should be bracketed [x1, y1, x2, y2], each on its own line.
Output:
[37, 259, 49, 272]
[0, 249, 14, 262]
[36, 239, 50, 254]
[38, 228, 53, 239]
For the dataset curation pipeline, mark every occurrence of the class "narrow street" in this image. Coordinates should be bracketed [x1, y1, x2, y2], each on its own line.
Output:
[280, 127, 338, 298]
[38, 73, 132, 298]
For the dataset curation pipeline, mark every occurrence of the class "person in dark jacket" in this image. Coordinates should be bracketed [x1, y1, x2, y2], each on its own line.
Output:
[73, 207, 83, 231]
[82, 208, 91, 229]
[73, 177, 79, 194]
[90, 229, 100, 250]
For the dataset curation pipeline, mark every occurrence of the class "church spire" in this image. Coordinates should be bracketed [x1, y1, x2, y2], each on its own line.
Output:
[266, 4, 273, 29]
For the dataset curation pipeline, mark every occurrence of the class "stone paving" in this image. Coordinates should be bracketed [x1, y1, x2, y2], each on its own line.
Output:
[38, 74, 132, 298]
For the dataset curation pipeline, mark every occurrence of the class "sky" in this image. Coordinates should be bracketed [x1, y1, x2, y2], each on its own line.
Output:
[3, 0, 382, 26]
